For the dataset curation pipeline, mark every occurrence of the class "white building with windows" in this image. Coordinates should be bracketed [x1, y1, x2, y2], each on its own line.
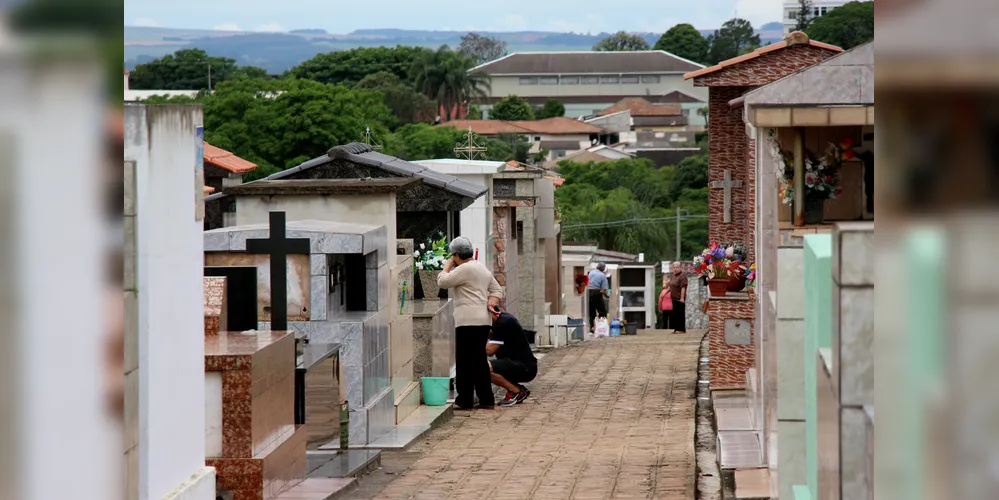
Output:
[469, 51, 707, 121]
[782, 1, 863, 34]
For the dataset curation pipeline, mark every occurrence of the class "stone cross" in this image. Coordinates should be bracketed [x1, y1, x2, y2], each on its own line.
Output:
[711, 169, 744, 224]
[245, 212, 310, 332]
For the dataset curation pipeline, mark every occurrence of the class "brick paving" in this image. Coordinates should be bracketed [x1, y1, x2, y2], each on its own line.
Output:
[342, 330, 703, 500]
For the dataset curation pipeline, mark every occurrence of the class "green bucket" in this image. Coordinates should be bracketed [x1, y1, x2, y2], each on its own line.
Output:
[421, 376, 450, 406]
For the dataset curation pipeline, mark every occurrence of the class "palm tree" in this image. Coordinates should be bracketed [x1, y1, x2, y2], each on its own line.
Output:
[412, 46, 491, 122]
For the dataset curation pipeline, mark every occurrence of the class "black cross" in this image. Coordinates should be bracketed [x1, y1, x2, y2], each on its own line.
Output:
[245, 212, 310, 332]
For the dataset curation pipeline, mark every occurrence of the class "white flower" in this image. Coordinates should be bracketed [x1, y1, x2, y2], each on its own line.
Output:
[416, 262, 424, 270]
[420, 243, 426, 250]
[413, 251, 420, 258]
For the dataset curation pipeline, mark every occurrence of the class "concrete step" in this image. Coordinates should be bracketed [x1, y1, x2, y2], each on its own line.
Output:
[306, 449, 381, 479]
[317, 403, 453, 451]
[394, 381, 420, 424]
[274, 477, 357, 500]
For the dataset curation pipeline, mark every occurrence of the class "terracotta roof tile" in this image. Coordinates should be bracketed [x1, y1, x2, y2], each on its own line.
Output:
[683, 31, 842, 80]
[203, 185, 216, 194]
[546, 175, 566, 187]
[440, 117, 603, 136]
[203, 142, 258, 173]
[596, 97, 682, 117]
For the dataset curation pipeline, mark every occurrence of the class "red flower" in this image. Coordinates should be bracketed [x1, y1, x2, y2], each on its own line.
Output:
[835, 188, 843, 196]
[825, 176, 832, 183]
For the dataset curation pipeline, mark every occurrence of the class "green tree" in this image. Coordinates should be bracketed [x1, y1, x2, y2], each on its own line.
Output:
[795, 0, 816, 31]
[653, 24, 709, 64]
[593, 31, 651, 51]
[410, 46, 491, 121]
[490, 95, 535, 121]
[538, 98, 566, 119]
[466, 105, 483, 120]
[457, 32, 508, 65]
[805, 1, 874, 50]
[287, 46, 433, 87]
[128, 49, 269, 90]
[706, 18, 761, 64]
[353, 71, 436, 128]
[385, 124, 520, 163]
[146, 78, 393, 181]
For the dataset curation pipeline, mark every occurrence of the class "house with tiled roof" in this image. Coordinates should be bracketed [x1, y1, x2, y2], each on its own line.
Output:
[202, 142, 257, 229]
[595, 97, 689, 132]
[441, 117, 608, 163]
[469, 51, 708, 122]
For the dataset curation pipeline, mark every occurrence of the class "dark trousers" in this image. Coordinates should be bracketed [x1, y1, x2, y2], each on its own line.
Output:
[669, 301, 686, 332]
[587, 289, 608, 330]
[455, 325, 494, 407]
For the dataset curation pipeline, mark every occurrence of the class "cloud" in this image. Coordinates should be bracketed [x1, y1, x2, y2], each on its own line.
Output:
[212, 23, 242, 32]
[132, 17, 160, 28]
[254, 22, 285, 33]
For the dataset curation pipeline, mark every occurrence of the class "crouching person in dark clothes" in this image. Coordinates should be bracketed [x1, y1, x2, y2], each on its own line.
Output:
[487, 308, 538, 406]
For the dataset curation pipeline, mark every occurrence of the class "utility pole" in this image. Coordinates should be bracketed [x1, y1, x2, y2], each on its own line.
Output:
[207, 62, 212, 90]
[675, 207, 690, 261]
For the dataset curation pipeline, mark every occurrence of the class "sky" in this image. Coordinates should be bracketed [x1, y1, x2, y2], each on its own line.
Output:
[124, 0, 784, 34]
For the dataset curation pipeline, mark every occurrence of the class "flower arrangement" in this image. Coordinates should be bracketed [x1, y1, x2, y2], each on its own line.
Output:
[574, 273, 589, 295]
[412, 232, 449, 271]
[767, 130, 853, 205]
[693, 241, 748, 280]
[745, 263, 756, 288]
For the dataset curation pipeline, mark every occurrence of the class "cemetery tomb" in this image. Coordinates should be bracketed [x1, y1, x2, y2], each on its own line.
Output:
[204, 217, 395, 448]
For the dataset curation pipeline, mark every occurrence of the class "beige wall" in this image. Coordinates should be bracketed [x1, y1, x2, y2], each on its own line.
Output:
[488, 74, 706, 101]
[236, 193, 398, 263]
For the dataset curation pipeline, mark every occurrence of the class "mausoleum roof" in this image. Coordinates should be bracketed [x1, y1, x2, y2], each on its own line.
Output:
[742, 42, 873, 108]
[268, 142, 487, 200]
[223, 178, 422, 196]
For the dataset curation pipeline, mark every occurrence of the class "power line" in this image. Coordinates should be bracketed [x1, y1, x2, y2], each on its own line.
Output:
[562, 215, 707, 231]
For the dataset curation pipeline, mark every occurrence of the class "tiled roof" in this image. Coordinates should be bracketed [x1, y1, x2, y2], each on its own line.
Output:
[471, 51, 704, 75]
[203, 142, 258, 173]
[545, 175, 566, 187]
[441, 117, 603, 136]
[539, 140, 586, 151]
[596, 97, 682, 117]
[683, 32, 842, 80]
[203, 185, 215, 194]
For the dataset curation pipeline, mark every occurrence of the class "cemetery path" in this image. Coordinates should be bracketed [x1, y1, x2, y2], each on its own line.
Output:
[342, 330, 704, 500]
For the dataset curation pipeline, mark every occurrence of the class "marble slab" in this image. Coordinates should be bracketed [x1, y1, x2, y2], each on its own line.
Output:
[204, 277, 228, 335]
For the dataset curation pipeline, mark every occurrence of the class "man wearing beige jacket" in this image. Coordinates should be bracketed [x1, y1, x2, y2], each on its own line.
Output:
[439, 236, 504, 410]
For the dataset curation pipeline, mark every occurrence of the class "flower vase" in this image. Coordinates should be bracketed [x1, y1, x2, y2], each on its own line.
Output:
[707, 278, 729, 297]
[804, 197, 825, 225]
[419, 270, 442, 299]
[728, 268, 747, 292]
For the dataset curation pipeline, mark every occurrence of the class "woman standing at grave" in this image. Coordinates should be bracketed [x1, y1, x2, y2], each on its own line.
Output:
[667, 262, 688, 333]
[438, 236, 504, 410]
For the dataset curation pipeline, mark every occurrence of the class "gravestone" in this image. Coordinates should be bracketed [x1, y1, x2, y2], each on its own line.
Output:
[725, 318, 752, 345]
[245, 212, 311, 332]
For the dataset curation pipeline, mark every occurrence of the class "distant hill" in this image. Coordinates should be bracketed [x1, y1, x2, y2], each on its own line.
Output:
[124, 24, 784, 74]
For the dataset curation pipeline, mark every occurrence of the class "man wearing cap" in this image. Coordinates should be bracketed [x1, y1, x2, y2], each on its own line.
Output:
[587, 262, 610, 333]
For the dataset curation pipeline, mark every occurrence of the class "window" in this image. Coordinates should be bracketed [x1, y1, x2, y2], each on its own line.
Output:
[539, 77, 558, 85]
[560, 76, 579, 85]
[640, 75, 660, 84]
[533, 136, 541, 142]
[580, 76, 599, 85]
[820, 6, 827, 14]
[519, 77, 538, 85]
[787, 9, 797, 19]
[813, 7, 820, 16]
[620, 75, 640, 84]
[600, 76, 619, 84]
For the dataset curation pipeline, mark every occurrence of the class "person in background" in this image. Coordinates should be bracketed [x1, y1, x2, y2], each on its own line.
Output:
[586, 262, 610, 333]
[658, 274, 673, 330]
[668, 261, 688, 334]
[438, 236, 504, 410]
[487, 308, 537, 406]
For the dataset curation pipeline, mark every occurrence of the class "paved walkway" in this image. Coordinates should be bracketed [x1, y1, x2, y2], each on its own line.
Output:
[343, 330, 703, 500]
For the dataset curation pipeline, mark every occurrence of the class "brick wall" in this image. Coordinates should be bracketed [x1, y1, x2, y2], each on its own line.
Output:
[707, 298, 755, 389]
[707, 86, 753, 248]
[693, 45, 839, 88]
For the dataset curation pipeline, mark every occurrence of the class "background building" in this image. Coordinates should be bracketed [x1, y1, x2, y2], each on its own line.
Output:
[470, 51, 707, 120]
[782, 1, 859, 34]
